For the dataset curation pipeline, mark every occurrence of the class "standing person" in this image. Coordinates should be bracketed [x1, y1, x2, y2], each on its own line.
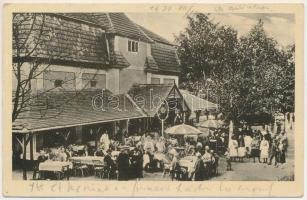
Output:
[224, 148, 232, 171]
[33, 150, 48, 180]
[250, 136, 261, 163]
[278, 132, 288, 164]
[237, 135, 245, 162]
[130, 148, 143, 179]
[117, 148, 130, 180]
[268, 138, 278, 166]
[260, 137, 269, 163]
[193, 152, 204, 181]
[244, 133, 253, 159]
[229, 136, 238, 162]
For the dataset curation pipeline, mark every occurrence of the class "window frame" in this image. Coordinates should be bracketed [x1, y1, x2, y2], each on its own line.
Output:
[128, 40, 139, 53]
[54, 79, 64, 88]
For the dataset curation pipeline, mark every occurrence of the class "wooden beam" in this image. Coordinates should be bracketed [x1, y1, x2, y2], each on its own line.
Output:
[29, 133, 34, 161]
[22, 134, 27, 180]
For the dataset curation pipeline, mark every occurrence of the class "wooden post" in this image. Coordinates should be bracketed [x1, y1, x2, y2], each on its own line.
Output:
[126, 119, 129, 134]
[29, 133, 33, 161]
[95, 128, 98, 149]
[161, 120, 164, 138]
[22, 134, 27, 180]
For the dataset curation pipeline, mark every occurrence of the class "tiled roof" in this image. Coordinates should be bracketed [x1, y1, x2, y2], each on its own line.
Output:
[13, 14, 109, 65]
[110, 51, 130, 68]
[138, 25, 173, 45]
[108, 13, 153, 42]
[60, 13, 153, 43]
[150, 43, 181, 73]
[12, 90, 145, 132]
[128, 84, 177, 117]
[144, 55, 159, 70]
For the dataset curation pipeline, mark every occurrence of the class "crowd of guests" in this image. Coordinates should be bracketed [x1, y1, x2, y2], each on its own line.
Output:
[228, 128, 288, 167]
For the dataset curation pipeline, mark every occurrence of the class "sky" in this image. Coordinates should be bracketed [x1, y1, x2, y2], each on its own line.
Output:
[127, 13, 295, 47]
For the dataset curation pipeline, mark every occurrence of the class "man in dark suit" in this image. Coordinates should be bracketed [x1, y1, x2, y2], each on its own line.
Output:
[194, 152, 205, 181]
[104, 149, 116, 179]
[117, 148, 130, 180]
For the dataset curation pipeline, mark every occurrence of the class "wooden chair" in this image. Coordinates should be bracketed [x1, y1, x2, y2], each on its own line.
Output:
[93, 160, 104, 178]
[73, 160, 89, 177]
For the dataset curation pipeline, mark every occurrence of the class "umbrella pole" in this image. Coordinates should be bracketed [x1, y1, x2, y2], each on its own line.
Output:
[161, 120, 164, 138]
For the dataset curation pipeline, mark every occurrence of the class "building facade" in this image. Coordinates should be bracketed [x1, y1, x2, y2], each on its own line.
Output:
[13, 13, 180, 95]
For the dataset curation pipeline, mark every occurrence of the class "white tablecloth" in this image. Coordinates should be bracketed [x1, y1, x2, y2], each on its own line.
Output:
[179, 156, 197, 174]
[70, 156, 104, 165]
[39, 161, 72, 172]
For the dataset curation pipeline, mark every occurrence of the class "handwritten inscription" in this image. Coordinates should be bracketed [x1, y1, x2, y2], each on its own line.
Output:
[28, 181, 274, 196]
[148, 4, 271, 15]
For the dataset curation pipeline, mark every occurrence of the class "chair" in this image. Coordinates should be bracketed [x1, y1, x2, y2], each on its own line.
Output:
[93, 160, 104, 178]
[73, 160, 89, 177]
[59, 165, 70, 180]
[162, 162, 171, 178]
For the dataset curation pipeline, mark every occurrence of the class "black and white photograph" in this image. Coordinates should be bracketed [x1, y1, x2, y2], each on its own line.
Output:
[10, 10, 297, 183]
[3, 3, 304, 197]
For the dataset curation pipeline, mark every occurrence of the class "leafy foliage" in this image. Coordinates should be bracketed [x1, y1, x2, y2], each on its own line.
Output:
[176, 14, 294, 124]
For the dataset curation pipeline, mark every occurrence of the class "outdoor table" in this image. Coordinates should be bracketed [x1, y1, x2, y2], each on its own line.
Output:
[39, 160, 72, 180]
[179, 156, 197, 178]
[39, 160, 72, 171]
[69, 156, 104, 165]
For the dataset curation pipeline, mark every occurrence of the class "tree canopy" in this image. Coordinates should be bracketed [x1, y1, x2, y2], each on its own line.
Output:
[176, 14, 294, 125]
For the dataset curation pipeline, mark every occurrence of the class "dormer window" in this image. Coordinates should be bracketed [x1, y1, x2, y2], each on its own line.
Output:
[128, 40, 138, 52]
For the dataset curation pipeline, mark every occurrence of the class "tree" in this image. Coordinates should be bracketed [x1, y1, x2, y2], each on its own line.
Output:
[12, 13, 106, 122]
[176, 15, 294, 128]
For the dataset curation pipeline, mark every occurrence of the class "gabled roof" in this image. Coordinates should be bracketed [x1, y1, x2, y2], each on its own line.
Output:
[60, 13, 153, 43]
[128, 84, 189, 117]
[149, 43, 181, 74]
[13, 90, 145, 133]
[138, 25, 173, 45]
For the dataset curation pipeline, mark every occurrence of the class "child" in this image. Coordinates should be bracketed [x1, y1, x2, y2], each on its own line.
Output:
[225, 148, 232, 171]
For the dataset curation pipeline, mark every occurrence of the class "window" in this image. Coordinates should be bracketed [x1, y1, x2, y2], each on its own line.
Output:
[43, 71, 75, 90]
[90, 80, 97, 88]
[54, 79, 63, 87]
[82, 73, 106, 89]
[151, 77, 160, 84]
[128, 40, 138, 52]
[163, 78, 175, 85]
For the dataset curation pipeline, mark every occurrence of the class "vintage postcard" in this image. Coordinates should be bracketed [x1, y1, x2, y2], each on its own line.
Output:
[2, 3, 304, 197]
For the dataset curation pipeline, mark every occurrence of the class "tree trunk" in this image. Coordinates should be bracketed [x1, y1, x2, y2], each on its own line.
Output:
[228, 120, 234, 148]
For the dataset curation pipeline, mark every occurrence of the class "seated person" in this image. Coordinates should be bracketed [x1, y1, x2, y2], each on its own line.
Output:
[94, 148, 105, 157]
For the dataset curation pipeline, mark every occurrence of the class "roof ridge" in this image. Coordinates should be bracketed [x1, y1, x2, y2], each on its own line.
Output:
[138, 24, 173, 45]
[106, 13, 115, 32]
[132, 21, 154, 43]
[123, 14, 153, 43]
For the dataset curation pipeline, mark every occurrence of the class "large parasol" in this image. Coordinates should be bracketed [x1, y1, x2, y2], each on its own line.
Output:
[198, 119, 225, 129]
[165, 124, 202, 136]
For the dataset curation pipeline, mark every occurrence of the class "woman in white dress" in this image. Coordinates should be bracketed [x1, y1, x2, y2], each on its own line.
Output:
[260, 137, 269, 163]
[237, 135, 246, 162]
[244, 134, 253, 158]
[229, 136, 238, 162]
